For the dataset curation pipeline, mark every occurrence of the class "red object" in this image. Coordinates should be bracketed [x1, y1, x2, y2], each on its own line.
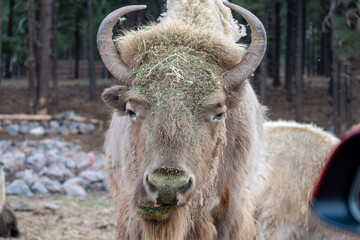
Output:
[313, 127, 360, 199]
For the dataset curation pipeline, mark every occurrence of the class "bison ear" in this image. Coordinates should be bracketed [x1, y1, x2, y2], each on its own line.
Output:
[102, 86, 128, 114]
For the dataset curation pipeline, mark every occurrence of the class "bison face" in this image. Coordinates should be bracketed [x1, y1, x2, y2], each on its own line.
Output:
[103, 48, 228, 221]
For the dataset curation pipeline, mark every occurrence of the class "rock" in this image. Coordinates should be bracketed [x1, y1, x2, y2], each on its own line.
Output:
[45, 149, 59, 165]
[3, 119, 12, 126]
[40, 176, 64, 193]
[68, 124, 79, 135]
[89, 153, 105, 170]
[64, 157, 76, 170]
[76, 152, 96, 170]
[27, 152, 47, 171]
[64, 184, 87, 200]
[38, 167, 49, 177]
[1, 137, 107, 197]
[91, 161, 104, 171]
[53, 110, 76, 120]
[89, 182, 105, 191]
[102, 208, 111, 215]
[12, 200, 33, 212]
[47, 128, 59, 136]
[49, 120, 60, 129]
[47, 163, 74, 182]
[3, 150, 26, 172]
[79, 170, 104, 183]
[19, 121, 31, 134]
[102, 178, 109, 190]
[6, 179, 33, 196]
[79, 123, 95, 135]
[41, 120, 49, 128]
[6, 124, 19, 136]
[29, 126, 46, 136]
[63, 177, 91, 189]
[21, 169, 39, 186]
[40, 138, 70, 149]
[31, 181, 49, 194]
[59, 126, 70, 136]
[28, 121, 40, 129]
[43, 202, 58, 211]
[0, 140, 12, 153]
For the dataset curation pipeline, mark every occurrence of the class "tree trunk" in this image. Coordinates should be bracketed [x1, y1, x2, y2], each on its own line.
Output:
[295, 0, 304, 122]
[350, 55, 360, 126]
[74, 13, 81, 79]
[272, 2, 281, 87]
[128, 0, 138, 27]
[137, 0, 145, 24]
[285, 0, 296, 102]
[259, 52, 267, 104]
[321, 32, 332, 77]
[0, 0, 3, 100]
[331, 14, 341, 135]
[311, 21, 315, 76]
[301, 0, 306, 76]
[5, 0, 15, 79]
[28, 0, 37, 113]
[87, 0, 96, 101]
[258, 9, 269, 104]
[319, 0, 332, 77]
[339, 61, 348, 132]
[37, 0, 52, 115]
[51, 0, 59, 105]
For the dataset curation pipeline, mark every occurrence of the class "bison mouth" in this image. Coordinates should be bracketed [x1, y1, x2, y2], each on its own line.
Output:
[137, 203, 171, 220]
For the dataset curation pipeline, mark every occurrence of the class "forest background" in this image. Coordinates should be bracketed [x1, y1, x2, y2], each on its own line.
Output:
[0, 0, 359, 136]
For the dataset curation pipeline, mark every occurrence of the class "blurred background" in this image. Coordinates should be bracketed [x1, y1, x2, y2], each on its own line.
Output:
[0, 0, 359, 136]
[0, 1, 359, 239]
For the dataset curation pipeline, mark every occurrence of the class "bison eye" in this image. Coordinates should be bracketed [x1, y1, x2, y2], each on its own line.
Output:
[126, 108, 137, 119]
[213, 111, 225, 121]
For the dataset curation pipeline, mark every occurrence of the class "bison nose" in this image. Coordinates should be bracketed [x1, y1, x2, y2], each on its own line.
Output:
[145, 168, 194, 205]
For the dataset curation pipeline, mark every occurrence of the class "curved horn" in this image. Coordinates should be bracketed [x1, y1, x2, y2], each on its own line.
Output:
[222, 2, 267, 91]
[97, 5, 147, 85]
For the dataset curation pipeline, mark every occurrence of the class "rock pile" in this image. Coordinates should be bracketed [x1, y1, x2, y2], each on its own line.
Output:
[1, 138, 107, 200]
[0, 111, 96, 137]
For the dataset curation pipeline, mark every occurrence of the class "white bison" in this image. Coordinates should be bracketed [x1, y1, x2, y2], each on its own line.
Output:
[98, 0, 359, 239]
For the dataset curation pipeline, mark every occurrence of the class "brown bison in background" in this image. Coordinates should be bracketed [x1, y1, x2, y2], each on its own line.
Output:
[0, 162, 19, 238]
[98, 0, 359, 239]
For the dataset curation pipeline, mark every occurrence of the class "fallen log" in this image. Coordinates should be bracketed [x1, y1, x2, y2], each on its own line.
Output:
[0, 114, 102, 126]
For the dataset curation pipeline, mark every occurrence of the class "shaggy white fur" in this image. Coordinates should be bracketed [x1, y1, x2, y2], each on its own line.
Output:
[164, 0, 245, 41]
[258, 121, 359, 239]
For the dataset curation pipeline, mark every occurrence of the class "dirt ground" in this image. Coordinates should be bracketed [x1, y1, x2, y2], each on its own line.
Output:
[0, 76, 335, 239]
[2, 192, 116, 240]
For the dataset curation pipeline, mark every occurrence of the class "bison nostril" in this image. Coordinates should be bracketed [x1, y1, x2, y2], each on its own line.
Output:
[146, 175, 160, 192]
[176, 178, 192, 193]
[145, 168, 194, 205]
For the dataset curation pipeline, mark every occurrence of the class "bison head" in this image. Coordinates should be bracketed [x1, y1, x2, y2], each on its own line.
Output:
[99, 2, 267, 239]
